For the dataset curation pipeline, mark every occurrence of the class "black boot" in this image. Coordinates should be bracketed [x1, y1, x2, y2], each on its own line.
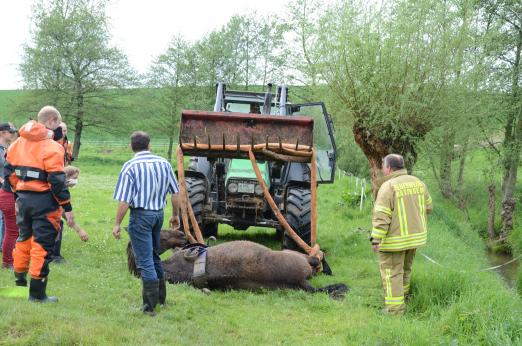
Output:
[29, 277, 58, 303]
[14, 271, 27, 287]
[158, 277, 167, 307]
[141, 280, 159, 316]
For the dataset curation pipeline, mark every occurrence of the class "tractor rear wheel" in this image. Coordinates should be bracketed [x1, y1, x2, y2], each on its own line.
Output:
[185, 176, 217, 238]
[282, 187, 311, 252]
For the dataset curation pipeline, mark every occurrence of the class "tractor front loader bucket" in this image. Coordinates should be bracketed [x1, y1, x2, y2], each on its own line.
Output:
[179, 110, 314, 161]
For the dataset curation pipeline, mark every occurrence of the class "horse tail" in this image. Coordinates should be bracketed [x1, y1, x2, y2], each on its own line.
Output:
[127, 241, 141, 278]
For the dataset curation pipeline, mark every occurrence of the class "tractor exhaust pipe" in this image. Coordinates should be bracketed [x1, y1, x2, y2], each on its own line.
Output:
[278, 85, 288, 115]
[262, 83, 273, 115]
[214, 82, 226, 112]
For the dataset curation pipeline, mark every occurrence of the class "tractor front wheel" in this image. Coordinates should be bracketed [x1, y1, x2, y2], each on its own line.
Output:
[185, 176, 217, 238]
[282, 187, 312, 252]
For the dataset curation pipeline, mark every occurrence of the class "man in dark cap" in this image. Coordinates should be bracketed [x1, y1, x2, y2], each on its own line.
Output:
[0, 122, 18, 268]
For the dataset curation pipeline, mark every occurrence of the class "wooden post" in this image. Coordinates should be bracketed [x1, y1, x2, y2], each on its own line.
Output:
[310, 149, 317, 246]
[176, 146, 199, 243]
[488, 184, 496, 240]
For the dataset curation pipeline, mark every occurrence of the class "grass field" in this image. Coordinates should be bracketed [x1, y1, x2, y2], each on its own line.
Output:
[0, 144, 521, 345]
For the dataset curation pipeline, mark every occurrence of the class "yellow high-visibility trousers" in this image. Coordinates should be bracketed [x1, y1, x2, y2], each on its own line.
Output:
[378, 249, 416, 314]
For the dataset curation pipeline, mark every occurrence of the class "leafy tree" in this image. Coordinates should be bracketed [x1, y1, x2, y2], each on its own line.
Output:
[294, 0, 458, 186]
[20, 0, 135, 158]
[286, 0, 326, 87]
[195, 13, 289, 91]
[148, 37, 196, 161]
[481, 0, 522, 235]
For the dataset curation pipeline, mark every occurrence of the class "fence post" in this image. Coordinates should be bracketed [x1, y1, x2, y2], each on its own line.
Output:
[359, 178, 367, 211]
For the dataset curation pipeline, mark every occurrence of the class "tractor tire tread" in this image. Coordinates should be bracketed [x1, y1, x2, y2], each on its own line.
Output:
[283, 187, 312, 252]
[185, 177, 218, 238]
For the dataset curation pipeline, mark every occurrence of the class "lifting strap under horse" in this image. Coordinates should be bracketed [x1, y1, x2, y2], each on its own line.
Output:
[182, 243, 208, 288]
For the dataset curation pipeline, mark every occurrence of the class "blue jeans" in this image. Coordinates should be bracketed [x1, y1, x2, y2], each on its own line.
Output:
[128, 209, 164, 282]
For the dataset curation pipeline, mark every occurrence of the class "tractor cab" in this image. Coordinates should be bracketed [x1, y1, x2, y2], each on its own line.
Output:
[222, 85, 337, 184]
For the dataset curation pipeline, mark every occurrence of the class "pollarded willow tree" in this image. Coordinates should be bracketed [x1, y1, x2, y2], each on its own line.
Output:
[291, 0, 475, 187]
[20, 0, 135, 158]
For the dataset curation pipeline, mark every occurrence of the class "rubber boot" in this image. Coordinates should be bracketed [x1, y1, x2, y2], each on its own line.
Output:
[158, 277, 167, 307]
[29, 277, 58, 303]
[141, 280, 159, 316]
[15, 271, 28, 287]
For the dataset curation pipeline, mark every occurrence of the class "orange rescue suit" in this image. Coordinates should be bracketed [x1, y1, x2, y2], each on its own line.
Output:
[5, 120, 71, 211]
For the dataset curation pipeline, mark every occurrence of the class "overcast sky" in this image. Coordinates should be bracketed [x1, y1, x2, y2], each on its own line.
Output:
[0, 0, 295, 90]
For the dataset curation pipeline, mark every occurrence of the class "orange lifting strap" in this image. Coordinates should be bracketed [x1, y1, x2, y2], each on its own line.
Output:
[176, 144, 323, 263]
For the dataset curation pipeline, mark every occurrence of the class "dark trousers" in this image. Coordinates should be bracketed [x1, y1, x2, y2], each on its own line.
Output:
[128, 209, 164, 282]
[13, 192, 62, 279]
[53, 220, 65, 257]
[0, 190, 18, 267]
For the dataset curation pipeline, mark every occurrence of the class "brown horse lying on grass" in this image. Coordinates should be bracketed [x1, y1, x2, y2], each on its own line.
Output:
[127, 229, 348, 299]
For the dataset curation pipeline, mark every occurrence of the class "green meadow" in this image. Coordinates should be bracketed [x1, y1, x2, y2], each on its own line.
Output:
[0, 143, 520, 345]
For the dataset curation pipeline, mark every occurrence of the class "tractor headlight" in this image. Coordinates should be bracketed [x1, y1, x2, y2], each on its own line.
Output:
[254, 184, 263, 196]
[228, 182, 238, 193]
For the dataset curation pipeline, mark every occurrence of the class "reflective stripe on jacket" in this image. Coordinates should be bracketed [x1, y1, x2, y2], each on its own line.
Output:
[4, 120, 72, 211]
[371, 169, 432, 251]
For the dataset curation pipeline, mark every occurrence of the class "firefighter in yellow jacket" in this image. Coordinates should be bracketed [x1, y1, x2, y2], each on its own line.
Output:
[371, 154, 432, 314]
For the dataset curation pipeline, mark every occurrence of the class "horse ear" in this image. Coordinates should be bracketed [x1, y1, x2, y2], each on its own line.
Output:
[307, 256, 321, 268]
[183, 248, 199, 262]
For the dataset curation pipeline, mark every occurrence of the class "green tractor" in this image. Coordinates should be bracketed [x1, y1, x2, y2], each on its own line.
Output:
[179, 83, 336, 251]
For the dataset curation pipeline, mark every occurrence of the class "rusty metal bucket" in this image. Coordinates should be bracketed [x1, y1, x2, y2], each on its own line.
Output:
[179, 110, 314, 160]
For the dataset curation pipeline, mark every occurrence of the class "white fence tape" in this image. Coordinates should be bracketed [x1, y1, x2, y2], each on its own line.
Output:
[420, 252, 522, 273]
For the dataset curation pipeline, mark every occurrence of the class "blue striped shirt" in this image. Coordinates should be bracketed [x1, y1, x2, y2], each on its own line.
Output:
[113, 151, 179, 210]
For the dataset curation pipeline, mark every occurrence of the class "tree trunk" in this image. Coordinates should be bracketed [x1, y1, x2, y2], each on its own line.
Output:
[72, 117, 83, 160]
[450, 138, 471, 221]
[502, 143, 520, 234]
[500, 29, 522, 236]
[455, 138, 469, 203]
[439, 130, 455, 198]
[501, 197, 515, 239]
[353, 120, 396, 196]
[501, 113, 521, 235]
[456, 138, 468, 190]
[352, 117, 419, 197]
[488, 184, 496, 240]
[167, 125, 175, 162]
[72, 93, 84, 159]
[502, 119, 515, 195]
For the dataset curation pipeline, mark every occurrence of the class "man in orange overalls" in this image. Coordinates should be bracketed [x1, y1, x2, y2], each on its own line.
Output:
[55, 121, 74, 165]
[4, 106, 75, 302]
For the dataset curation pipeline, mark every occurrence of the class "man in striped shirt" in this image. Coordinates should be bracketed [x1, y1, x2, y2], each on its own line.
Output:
[113, 131, 180, 316]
